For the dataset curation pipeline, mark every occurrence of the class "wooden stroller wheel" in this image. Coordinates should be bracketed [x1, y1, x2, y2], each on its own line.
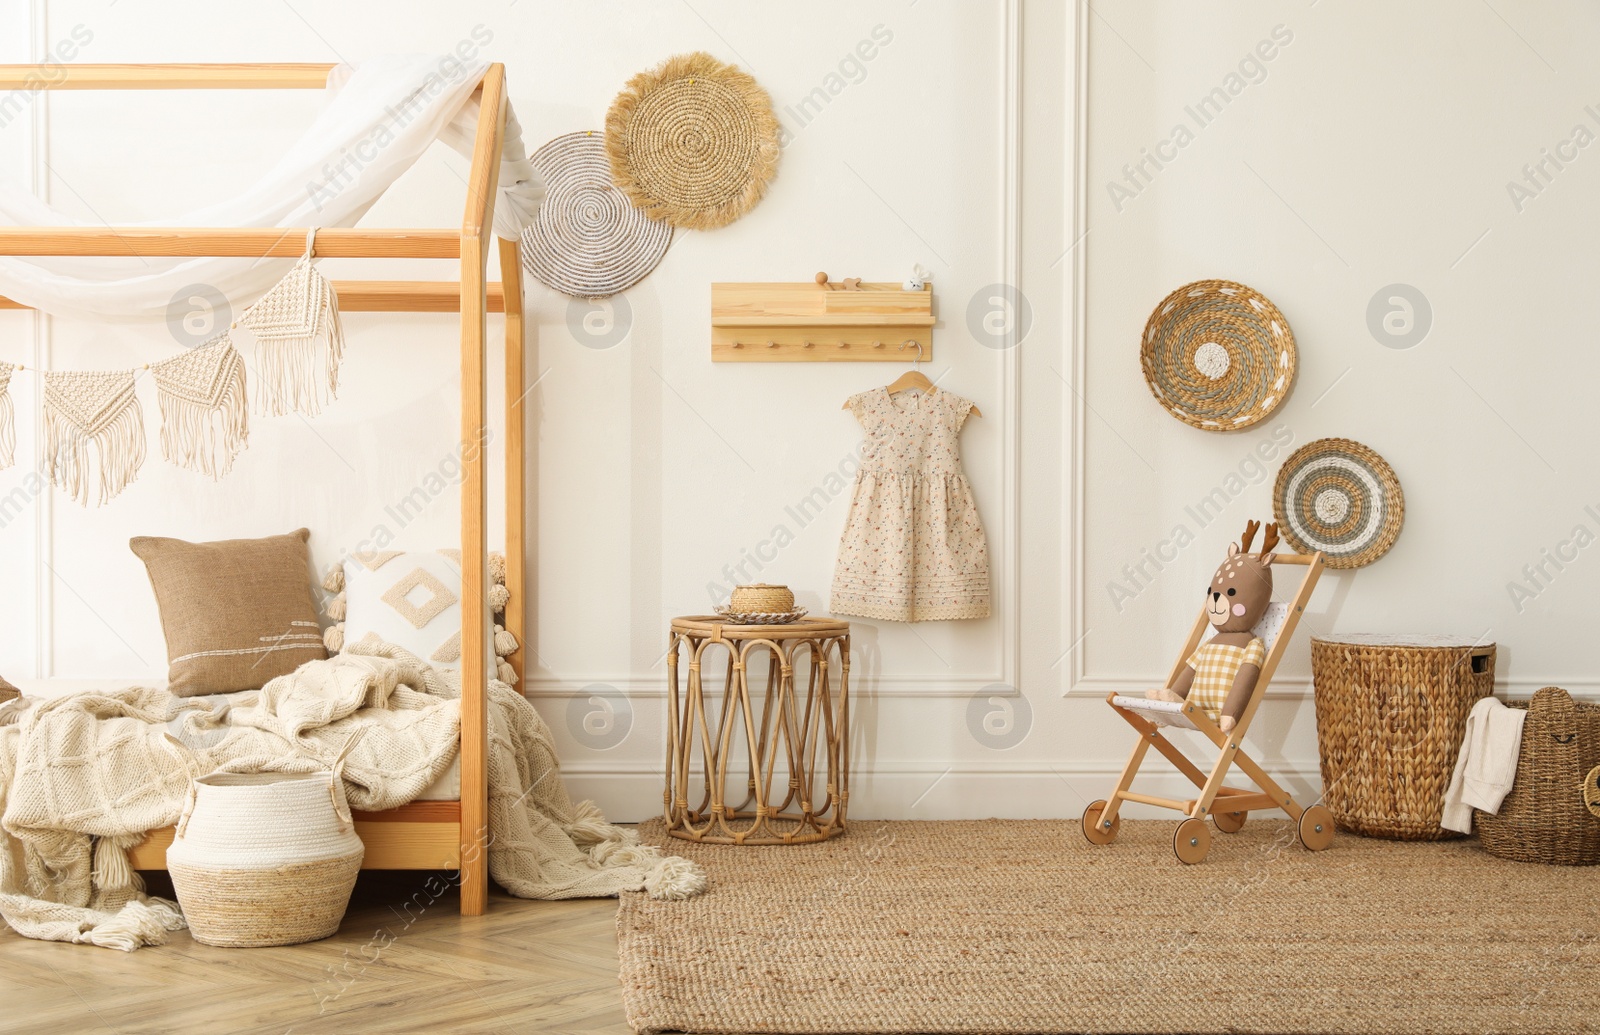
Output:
[1173, 817, 1211, 864]
[1081, 800, 1119, 845]
[1298, 804, 1335, 851]
[1212, 809, 1247, 833]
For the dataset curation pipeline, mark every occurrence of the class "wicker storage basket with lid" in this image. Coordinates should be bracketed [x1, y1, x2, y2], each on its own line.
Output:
[166, 738, 364, 947]
[729, 583, 794, 613]
[1310, 634, 1495, 840]
[1476, 686, 1600, 865]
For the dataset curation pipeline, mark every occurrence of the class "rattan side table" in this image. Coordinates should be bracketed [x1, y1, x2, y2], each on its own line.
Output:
[663, 616, 850, 845]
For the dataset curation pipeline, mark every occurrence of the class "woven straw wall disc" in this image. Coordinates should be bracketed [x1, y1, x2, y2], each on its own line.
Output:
[605, 51, 781, 231]
[1274, 438, 1404, 569]
[520, 131, 673, 299]
[1140, 279, 1296, 431]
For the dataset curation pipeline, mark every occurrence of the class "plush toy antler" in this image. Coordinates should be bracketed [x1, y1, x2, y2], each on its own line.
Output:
[1259, 522, 1280, 558]
[1240, 519, 1261, 554]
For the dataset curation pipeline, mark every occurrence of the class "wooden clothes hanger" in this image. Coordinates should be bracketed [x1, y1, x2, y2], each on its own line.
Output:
[843, 341, 982, 416]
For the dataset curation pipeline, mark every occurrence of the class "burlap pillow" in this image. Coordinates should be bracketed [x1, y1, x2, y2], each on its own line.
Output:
[130, 528, 327, 696]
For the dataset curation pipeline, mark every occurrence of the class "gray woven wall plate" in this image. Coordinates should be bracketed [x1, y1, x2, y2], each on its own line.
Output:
[520, 131, 673, 300]
[1273, 437, 1404, 569]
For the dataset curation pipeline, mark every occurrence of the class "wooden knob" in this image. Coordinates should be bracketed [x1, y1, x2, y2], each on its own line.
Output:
[814, 272, 829, 286]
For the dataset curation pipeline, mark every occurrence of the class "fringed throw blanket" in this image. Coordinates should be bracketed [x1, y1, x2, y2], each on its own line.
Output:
[0, 643, 705, 951]
[150, 338, 249, 479]
[41, 368, 146, 506]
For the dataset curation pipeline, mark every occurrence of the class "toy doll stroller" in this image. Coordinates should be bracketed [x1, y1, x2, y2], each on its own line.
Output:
[1082, 550, 1332, 863]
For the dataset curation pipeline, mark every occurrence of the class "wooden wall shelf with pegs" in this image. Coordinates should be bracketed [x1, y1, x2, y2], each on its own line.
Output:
[711, 281, 934, 362]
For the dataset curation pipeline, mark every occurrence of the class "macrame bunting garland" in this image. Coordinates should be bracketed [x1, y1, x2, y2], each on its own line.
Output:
[150, 337, 249, 480]
[237, 228, 346, 418]
[0, 361, 14, 470]
[42, 369, 146, 506]
[9, 228, 344, 503]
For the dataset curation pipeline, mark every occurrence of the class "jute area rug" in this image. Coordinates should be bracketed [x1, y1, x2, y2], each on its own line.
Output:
[618, 818, 1600, 1034]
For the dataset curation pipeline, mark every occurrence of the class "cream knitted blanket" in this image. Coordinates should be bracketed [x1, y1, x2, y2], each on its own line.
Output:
[0, 644, 704, 950]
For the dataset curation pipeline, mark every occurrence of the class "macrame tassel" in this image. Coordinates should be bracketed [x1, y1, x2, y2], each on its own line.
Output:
[41, 369, 146, 507]
[150, 337, 249, 480]
[239, 232, 346, 417]
[0, 361, 15, 470]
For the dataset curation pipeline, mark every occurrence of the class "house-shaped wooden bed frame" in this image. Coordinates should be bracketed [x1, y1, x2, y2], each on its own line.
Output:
[0, 62, 527, 916]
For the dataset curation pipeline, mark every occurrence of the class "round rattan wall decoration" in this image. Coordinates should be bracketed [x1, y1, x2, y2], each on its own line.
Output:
[1274, 438, 1404, 569]
[1140, 279, 1296, 431]
[604, 51, 780, 231]
[519, 131, 673, 300]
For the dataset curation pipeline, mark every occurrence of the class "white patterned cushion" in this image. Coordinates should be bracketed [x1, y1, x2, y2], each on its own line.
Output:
[343, 550, 467, 670]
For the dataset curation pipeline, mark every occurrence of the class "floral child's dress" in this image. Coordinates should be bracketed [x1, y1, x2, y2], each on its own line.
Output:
[831, 387, 991, 622]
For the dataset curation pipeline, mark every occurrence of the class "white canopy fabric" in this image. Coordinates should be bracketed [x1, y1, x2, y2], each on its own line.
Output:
[0, 54, 542, 321]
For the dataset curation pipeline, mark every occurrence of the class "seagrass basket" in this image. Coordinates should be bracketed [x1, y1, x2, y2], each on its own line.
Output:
[729, 583, 794, 613]
[1311, 635, 1495, 840]
[166, 736, 365, 947]
[0, 675, 18, 704]
[1477, 687, 1600, 865]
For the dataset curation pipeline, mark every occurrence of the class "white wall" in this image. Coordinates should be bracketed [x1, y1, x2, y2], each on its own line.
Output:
[4, 0, 1594, 822]
[1073, 0, 1600, 812]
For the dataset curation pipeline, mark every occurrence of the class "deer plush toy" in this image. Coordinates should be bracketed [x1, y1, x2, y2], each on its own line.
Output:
[1147, 521, 1278, 733]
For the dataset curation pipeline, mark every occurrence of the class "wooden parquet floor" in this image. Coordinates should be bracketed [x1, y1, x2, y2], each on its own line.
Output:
[0, 871, 634, 1035]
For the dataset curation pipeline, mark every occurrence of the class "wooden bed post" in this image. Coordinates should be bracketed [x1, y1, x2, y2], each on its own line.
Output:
[0, 60, 523, 916]
[499, 235, 527, 692]
[458, 63, 507, 917]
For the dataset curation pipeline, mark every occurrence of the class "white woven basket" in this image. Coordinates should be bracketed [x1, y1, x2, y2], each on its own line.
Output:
[166, 735, 365, 947]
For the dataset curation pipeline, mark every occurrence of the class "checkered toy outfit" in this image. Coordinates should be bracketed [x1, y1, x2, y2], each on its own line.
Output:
[1183, 637, 1266, 720]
